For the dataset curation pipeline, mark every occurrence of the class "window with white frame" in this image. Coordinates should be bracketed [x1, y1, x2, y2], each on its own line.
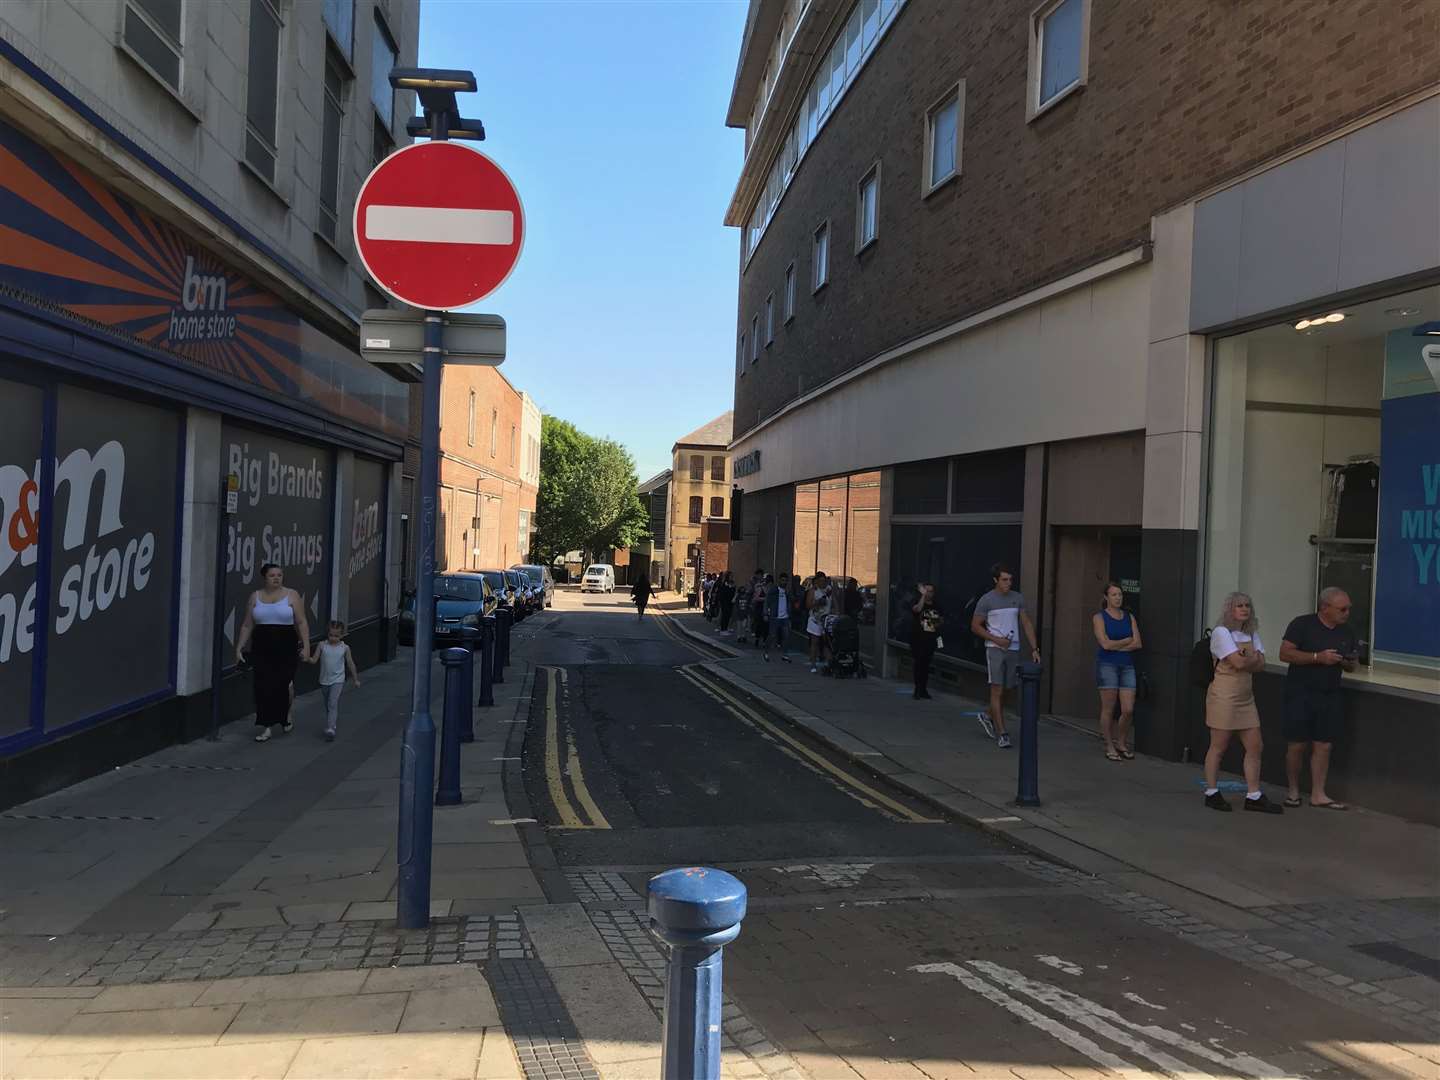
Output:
[244, 0, 283, 183]
[1031, 0, 1088, 116]
[122, 0, 184, 91]
[924, 84, 962, 192]
[856, 166, 879, 250]
[742, 0, 908, 263]
[813, 222, 829, 291]
[751, 315, 760, 362]
[765, 293, 774, 345]
[784, 263, 796, 322]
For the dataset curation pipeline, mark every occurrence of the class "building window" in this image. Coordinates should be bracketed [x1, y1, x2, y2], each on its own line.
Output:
[244, 0, 284, 183]
[710, 497, 725, 518]
[467, 390, 476, 446]
[688, 496, 703, 524]
[738, 333, 747, 376]
[813, 221, 829, 291]
[856, 165, 879, 250]
[490, 408, 498, 457]
[1030, 0, 1089, 117]
[318, 47, 348, 242]
[321, 0, 353, 59]
[371, 13, 397, 129]
[689, 454, 704, 481]
[711, 456, 725, 482]
[784, 263, 796, 322]
[751, 315, 760, 362]
[765, 293, 774, 345]
[518, 509, 529, 560]
[510, 424, 517, 465]
[924, 84, 963, 193]
[122, 0, 184, 91]
[742, 0, 908, 264]
[373, 118, 394, 167]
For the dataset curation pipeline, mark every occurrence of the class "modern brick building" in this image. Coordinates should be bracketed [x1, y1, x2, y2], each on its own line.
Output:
[723, 0, 1440, 819]
[0, 0, 419, 803]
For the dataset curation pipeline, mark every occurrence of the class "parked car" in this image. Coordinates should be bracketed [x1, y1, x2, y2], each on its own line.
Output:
[398, 573, 496, 647]
[511, 564, 555, 608]
[581, 563, 615, 593]
[476, 569, 518, 618]
[504, 569, 535, 618]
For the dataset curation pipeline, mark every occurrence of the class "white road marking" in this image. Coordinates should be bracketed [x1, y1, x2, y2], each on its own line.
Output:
[364, 205, 514, 244]
[969, 961, 1292, 1079]
[978, 815, 1023, 823]
[1036, 954, 1084, 975]
[910, 963, 1141, 1074]
[488, 817, 536, 824]
[1123, 992, 1168, 1011]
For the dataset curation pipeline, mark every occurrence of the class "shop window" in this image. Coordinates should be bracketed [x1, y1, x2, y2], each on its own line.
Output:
[889, 522, 1022, 662]
[710, 497, 725, 518]
[711, 457, 726, 482]
[688, 496, 703, 524]
[122, 0, 184, 91]
[894, 458, 949, 515]
[1204, 286, 1440, 693]
[0, 377, 44, 743]
[690, 455, 704, 481]
[244, 0, 284, 183]
[951, 448, 1026, 513]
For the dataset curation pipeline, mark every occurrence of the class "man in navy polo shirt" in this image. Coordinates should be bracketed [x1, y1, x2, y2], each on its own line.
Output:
[1279, 587, 1358, 810]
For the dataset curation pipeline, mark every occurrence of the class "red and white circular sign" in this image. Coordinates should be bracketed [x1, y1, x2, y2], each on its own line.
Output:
[353, 141, 525, 311]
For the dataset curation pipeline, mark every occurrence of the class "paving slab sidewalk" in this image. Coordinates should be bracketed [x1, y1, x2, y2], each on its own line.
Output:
[659, 603, 1440, 1035]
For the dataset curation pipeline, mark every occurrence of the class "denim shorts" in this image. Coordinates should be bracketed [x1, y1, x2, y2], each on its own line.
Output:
[1096, 662, 1137, 690]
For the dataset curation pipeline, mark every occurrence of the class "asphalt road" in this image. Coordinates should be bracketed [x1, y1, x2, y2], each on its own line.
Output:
[518, 590, 1422, 1079]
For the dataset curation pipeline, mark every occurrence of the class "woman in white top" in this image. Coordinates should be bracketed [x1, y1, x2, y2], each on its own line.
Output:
[1203, 591, 1281, 813]
[235, 563, 310, 742]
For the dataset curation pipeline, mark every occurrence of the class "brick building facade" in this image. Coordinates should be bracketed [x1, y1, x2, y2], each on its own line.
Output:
[723, 0, 1440, 822]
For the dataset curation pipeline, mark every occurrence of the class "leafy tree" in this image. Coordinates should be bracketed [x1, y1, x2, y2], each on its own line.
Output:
[532, 417, 648, 566]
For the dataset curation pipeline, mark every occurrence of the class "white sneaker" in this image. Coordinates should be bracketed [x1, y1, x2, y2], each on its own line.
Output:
[254, 728, 272, 742]
[975, 711, 995, 739]
[997, 733, 1012, 750]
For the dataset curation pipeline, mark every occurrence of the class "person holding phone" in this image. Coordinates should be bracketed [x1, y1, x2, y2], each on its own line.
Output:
[910, 583, 943, 699]
[1278, 587, 1358, 810]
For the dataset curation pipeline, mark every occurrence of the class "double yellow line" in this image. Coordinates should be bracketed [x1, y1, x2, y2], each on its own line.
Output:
[541, 666, 611, 830]
[675, 664, 941, 825]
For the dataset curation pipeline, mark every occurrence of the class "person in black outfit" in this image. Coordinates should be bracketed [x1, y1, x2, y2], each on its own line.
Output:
[632, 574, 654, 621]
[716, 572, 736, 634]
[1278, 587, 1358, 809]
[910, 583, 943, 700]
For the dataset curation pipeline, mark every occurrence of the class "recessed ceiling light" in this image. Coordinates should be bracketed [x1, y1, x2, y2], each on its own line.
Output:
[1324, 312, 1346, 324]
[1386, 306, 1421, 317]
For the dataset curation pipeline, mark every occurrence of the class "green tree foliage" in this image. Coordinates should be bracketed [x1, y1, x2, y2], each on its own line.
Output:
[532, 416, 648, 565]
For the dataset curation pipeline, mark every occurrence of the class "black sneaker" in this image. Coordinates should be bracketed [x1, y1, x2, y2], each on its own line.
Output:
[1243, 792, 1283, 815]
[1204, 791, 1232, 812]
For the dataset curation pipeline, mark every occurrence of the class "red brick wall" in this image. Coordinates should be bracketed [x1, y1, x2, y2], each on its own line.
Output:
[733, 0, 1440, 436]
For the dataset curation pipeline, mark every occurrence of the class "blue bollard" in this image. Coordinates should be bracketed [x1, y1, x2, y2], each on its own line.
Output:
[1016, 661, 1042, 807]
[500, 605, 513, 668]
[648, 867, 748, 1080]
[457, 627, 478, 742]
[477, 615, 496, 707]
[493, 608, 510, 683]
[436, 647, 469, 807]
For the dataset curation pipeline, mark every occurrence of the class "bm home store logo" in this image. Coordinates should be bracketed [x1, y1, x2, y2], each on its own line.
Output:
[168, 257, 237, 342]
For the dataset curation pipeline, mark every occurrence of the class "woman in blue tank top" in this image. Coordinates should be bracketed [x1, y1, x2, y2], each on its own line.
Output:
[1092, 582, 1142, 761]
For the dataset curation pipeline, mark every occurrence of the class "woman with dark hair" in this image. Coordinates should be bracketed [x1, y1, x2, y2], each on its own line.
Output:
[632, 574, 654, 621]
[1092, 582, 1141, 761]
[235, 563, 310, 742]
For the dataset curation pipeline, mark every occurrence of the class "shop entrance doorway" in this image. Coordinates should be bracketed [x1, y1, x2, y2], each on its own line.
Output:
[1047, 528, 1142, 721]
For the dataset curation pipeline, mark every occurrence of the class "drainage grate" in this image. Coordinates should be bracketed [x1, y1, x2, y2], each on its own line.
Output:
[487, 957, 601, 1080]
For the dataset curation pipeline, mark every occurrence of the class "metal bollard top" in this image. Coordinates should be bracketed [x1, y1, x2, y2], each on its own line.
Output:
[647, 867, 747, 934]
[439, 646, 471, 665]
[1018, 661, 1043, 679]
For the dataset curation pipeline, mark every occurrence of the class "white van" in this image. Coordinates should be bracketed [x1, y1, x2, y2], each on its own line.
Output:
[581, 564, 615, 593]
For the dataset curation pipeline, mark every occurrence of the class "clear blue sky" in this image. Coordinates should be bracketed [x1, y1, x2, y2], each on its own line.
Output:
[417, 0, 748, 481]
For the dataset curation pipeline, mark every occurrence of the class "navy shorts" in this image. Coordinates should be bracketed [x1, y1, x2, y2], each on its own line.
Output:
[1095, 662, 1137, 690]
[1283, 689, 1342, 744]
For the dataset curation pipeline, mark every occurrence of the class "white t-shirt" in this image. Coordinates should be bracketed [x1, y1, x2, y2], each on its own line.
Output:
[1210, 626, 1264, 662]
[316, 641, 350, 686]
[776, 590, 789, 620]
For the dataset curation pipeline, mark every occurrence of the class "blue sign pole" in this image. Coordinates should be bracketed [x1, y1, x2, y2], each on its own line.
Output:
[648, 867, 748, 1080]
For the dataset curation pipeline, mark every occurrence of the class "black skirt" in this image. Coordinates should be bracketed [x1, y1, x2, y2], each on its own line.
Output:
[250, 624, 300, 728]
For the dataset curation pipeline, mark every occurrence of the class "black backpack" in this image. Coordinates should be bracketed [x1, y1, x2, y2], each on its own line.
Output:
[1189, 630, 1216, 688]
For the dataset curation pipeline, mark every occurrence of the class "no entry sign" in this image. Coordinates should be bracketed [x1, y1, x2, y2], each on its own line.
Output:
[353, 141, 525, 311]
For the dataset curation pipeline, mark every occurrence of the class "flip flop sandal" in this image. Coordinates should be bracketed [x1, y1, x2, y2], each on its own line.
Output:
[1311, 800, 1349, 810]
[1283, 796, 1303, 808]
[1119, 749, 1135, 760]
[1105, 749, 1122, 762]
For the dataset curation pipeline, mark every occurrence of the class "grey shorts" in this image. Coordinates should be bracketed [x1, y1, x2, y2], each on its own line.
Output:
[986, 648, 1021, 688]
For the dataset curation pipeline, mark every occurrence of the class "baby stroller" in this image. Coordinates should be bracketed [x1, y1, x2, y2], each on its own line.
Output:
[823, 614, 867, 679]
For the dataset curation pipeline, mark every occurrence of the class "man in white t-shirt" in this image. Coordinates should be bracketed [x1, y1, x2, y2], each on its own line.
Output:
[969, 564, 1041, 749]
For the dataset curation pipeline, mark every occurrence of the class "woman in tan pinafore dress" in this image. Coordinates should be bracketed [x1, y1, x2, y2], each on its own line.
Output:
[1202, 592, 1282, 814]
